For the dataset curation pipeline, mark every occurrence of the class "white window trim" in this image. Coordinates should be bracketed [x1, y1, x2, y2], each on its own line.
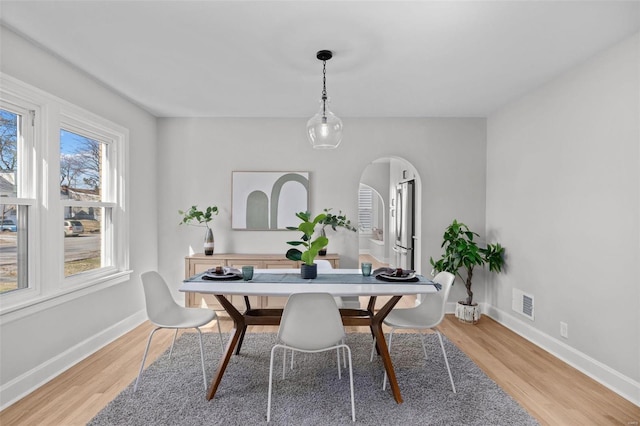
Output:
[0, 73, 131, 321]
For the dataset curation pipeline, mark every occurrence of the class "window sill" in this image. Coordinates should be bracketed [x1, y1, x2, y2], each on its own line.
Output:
[0, 270, 133, 325]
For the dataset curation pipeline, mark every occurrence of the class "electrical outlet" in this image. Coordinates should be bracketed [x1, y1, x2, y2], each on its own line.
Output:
[560, 322, 568, 339]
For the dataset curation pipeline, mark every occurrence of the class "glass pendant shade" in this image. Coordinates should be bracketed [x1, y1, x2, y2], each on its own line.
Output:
[307, 98, 343, 149]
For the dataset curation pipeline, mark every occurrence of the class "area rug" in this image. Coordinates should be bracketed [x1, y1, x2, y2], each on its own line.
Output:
[88, 332, 538, 425]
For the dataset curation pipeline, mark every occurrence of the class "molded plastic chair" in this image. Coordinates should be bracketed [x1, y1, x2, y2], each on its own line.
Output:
[134, 271, 223, 392]
[314, 259, 360, 309]
[267, 293, 355, 423]
[371, 271, 457, 393]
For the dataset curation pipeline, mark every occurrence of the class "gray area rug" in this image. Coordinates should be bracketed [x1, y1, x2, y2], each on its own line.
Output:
[89, 332, 538, 425]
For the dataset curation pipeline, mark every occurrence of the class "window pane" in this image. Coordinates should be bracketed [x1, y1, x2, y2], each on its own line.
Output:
[0, 109, 18, 197]
[60, 129, 102, 198]
[61, 129, 107, 278]
[64, 207, 105, 277]
[358, 185, 373, 231]
[1, 204, 28, 294]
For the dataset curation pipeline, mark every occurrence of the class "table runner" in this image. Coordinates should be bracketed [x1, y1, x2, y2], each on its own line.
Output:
[186, 272, 441, 289]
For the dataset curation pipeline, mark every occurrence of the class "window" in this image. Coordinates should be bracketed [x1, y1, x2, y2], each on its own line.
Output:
[358, 184, 374, 232]
[60, 127, 110, 277]
[0, 105, 34, 296]
[0, 73, 129, 316]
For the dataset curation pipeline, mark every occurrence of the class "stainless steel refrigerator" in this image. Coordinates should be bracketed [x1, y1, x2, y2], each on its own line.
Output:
[393, 180, 414, 270]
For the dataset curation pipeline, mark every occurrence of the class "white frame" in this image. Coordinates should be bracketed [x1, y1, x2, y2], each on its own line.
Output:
[0, 73, 130, 320]
[231, 171, 309, 230]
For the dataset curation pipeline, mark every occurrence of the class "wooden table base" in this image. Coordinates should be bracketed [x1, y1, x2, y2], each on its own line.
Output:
[206, 294, 404, 404]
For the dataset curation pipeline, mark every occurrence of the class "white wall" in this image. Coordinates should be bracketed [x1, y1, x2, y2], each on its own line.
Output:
[156, 117, 487, 307]
[486, 33, 640, 403]
[0, 26, 158, 406]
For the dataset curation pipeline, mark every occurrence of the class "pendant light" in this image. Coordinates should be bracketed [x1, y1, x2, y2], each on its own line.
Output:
[307, 50, 343, 149]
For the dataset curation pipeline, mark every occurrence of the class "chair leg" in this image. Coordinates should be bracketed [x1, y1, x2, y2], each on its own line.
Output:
[215, 317, 224, 353]
[168, 328, 178, 359]
[282, 347, 287, 379]
[420, 330, 429, 360]
[269, 344, 355, 423]
[436, 330, 456, 393]
[382, 329, 395, 391]
[336, 347, 342, 380]
[134, 327, 161, 392]
[344, 345, 356, 422]
[341, 337, 347, 369]
[195, 327, 208, 391]
[267, 345, 279, 423]
[370, 336, 376, 362]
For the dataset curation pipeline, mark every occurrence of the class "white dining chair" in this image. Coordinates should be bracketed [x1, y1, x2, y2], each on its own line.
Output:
[267, 293, 355, 423]
[371, 271, 457, 393]
[314, 259, 361, 309]
[134, 271, 224, 392]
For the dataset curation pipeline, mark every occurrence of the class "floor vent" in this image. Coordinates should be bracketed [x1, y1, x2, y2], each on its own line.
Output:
[512, 289, 535, 320]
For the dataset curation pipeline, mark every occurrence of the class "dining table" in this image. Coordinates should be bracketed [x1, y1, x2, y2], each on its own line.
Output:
[180, 268, 440, 404]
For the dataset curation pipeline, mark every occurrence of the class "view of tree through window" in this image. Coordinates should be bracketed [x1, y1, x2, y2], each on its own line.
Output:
[61, 129, 105, 277]
[0, 109, 20, 293]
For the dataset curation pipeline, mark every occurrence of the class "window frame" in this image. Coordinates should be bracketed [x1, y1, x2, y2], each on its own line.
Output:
[0, 73, 131, 321]
[0, 93, 40, 303]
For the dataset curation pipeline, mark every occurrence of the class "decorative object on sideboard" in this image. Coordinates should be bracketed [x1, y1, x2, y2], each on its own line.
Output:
[179, 205, 219, 255]
[285, 211, 329, 279]
[318, 208, 357, 256]
[430, 219, 505, 324]
[306, 50, 343, 149]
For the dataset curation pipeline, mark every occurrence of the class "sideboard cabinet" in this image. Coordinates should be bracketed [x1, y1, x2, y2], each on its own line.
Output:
[184, 253, 340, 310]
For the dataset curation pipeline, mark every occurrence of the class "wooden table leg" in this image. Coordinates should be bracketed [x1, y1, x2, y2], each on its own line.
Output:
[371, 295, 404, 404]
[234, 325, 248, 355]
[367, 296, 379, 354]
[206, 295, 244, 400]
[234, 296, 252, 355]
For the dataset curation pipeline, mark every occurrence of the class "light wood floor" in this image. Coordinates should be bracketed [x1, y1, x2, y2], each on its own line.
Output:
[1, 311, 638, 425]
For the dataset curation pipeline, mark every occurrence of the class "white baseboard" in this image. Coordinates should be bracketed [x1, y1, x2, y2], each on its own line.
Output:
[0, 310, 147, 411]
[480, 303, 640, 407]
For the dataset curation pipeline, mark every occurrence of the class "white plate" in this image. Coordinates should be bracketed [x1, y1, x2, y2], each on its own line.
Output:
[203, 273, 240, 280]
[378, 272, 416, 281]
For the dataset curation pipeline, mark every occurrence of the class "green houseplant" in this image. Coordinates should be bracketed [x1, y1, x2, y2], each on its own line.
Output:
[430, 219, 505, 323]
[179, 205, 219, 255]
[318, 208, 357, 256]
[285, 211, 329, 279]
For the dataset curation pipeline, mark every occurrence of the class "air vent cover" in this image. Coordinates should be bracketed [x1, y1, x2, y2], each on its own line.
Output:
[512, 288, 535, 320]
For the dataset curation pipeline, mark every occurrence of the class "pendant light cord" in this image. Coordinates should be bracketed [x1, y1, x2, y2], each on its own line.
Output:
[322, 60, 327, 117]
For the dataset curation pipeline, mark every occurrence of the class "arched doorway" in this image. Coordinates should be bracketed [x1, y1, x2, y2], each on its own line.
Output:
[358, 157, 422, 272]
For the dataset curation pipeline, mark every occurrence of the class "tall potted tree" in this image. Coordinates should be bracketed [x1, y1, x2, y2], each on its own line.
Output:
[430, 219, 505, 323]
[285, 211, 329, 279]
[179, 205, 219, 255]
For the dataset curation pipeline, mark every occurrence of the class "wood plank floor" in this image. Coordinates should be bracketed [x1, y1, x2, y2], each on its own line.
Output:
[1, 311, 638, 425]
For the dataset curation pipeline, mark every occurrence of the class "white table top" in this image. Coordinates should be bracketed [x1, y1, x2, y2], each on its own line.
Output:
[180, 268, 439, 297]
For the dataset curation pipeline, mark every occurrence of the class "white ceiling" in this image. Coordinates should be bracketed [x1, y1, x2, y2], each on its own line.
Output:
[1, 1, 639, 118]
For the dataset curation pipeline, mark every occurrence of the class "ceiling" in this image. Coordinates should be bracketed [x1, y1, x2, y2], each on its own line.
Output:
[1, 1, 639, 118]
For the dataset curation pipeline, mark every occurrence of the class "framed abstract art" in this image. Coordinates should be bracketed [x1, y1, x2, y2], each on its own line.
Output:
[231, 171, 309, 230]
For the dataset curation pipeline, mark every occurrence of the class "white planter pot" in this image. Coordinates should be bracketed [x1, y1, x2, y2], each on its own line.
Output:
[455, 302, 481, 324]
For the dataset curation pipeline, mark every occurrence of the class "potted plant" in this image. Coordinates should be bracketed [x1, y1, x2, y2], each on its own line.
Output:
[318, 208, 357, 256]
[285, 211, 329, 279]
[430, 219, 505, 324]
[179, 205, 219, 255]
